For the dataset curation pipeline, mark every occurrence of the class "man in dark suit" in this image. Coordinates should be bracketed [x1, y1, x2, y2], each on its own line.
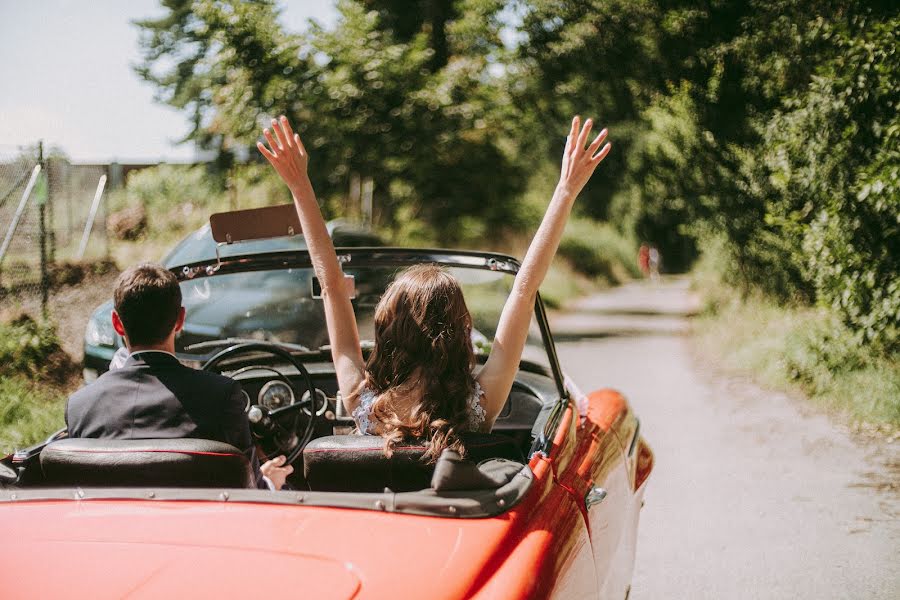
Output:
[66, 263, 292, 490]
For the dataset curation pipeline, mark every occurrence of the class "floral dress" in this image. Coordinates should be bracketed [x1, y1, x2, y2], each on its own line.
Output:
[352, 381, 487, 434]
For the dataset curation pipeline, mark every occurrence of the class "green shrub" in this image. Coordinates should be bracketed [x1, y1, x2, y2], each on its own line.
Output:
[694, 284, 900, 427]
[540, 260, 597, 310]
[0, 316, 77, 385]
[757, 12, 899, 352]
[118, 164, 220, 212]
[108, 164, 225, 238]
[558, 218, 640, 284]
[0, 377, 66, 454]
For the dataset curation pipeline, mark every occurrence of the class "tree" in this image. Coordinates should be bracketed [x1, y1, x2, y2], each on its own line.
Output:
[134, 0, 306, 171]
[134, 0, 522, 243]
[762, 8, 900, 350]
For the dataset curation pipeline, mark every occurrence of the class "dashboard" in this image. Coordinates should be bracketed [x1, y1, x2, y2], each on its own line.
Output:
[229, 363, 550, 437]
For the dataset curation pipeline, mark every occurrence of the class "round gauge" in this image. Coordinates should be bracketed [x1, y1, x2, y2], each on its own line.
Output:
[240, 389, 251, 412]
[299, 389, 329, 416]
[258, 380, 295, 410]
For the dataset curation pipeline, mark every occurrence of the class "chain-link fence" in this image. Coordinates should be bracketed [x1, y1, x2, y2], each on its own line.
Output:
[0, 142, 112, 316]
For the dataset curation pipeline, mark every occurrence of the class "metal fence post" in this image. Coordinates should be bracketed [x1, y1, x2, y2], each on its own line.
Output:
[103, 170, 111, 261]
[47, 155, 56, 263]
[38, 141, 49, 318]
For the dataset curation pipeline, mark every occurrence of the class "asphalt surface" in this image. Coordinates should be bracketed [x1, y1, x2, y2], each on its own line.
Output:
[549, 278, 899, 600]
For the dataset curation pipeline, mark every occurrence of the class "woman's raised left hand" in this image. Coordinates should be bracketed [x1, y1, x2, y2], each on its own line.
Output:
[257, 116, 309, 192]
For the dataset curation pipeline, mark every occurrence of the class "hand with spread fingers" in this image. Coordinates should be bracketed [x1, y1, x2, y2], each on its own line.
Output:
[557, 116, 611, 200]
[260, 454, 293, 491]
[257, 116, 309, 193]
[258, 115, 368, 411]
[474, 116, 610, 428]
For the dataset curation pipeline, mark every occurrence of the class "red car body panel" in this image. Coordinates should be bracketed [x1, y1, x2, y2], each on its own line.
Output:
[0, 392, 651, 599]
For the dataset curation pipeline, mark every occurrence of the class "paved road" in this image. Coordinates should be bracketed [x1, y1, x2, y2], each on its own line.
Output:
[549, 278, 899, 599]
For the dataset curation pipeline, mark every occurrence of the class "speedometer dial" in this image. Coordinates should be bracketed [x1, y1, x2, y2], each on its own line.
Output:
[258, 381, 294, 410]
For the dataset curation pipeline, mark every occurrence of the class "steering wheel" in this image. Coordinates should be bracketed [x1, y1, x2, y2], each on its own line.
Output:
[201, 342, 323, 464]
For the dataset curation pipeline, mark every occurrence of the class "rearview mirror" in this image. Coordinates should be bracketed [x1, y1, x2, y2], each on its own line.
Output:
[209, 204, 302, 244]
[312, 275, 357, 300]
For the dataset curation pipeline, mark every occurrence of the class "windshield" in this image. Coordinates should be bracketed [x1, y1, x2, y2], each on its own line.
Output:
[177, 265, 550, 368]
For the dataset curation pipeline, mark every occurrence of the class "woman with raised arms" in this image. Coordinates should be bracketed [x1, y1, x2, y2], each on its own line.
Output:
[258, 115, 610, 461]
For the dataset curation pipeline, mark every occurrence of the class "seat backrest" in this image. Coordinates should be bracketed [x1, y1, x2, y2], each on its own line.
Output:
[41, 438, 254, 488]
[303, 433, 524, 493]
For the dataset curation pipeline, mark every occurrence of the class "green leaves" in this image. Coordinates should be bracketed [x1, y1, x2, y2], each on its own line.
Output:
[132, 0, 898, 351]
[135, 0, 520, 243]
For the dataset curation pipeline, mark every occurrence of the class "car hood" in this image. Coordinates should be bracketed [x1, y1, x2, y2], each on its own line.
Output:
[0, 499, 527, 600]
[86, 289, 328, 353]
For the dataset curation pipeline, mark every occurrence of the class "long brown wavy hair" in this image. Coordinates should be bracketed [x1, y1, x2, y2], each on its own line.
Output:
[354, 264, 476, 462]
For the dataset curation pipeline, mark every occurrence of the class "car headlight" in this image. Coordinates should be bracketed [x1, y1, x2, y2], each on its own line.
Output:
[85, 313, 115, 346]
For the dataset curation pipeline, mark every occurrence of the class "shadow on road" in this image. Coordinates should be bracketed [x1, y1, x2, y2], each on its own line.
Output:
[548, 277, 701, 340]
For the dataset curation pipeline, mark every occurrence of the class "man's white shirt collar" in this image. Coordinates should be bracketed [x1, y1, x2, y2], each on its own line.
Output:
[110, 348, 177, 370]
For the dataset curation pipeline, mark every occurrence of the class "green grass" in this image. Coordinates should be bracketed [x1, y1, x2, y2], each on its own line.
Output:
[540, 259, 599, 310]
[694, 286, 900, 429]
[558, 217, 641, 284]
[0, 376, 66, 454]
[0, 316, 75, 454]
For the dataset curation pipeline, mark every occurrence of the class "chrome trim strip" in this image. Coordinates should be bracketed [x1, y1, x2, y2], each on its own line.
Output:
[585, 486, 608, 509]
[0, 465, 535, 519]
[528, 397, 567, 458]
[628, 419, 641, 458]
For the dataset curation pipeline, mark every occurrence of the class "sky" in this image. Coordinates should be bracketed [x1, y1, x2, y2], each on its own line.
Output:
[0, 0, 338, 162]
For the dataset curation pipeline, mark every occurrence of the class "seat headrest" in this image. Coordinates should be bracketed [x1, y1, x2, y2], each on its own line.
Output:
[303, 433, 524, 493]
[41, 438, 254, 488]
[303, 436, 431, 493]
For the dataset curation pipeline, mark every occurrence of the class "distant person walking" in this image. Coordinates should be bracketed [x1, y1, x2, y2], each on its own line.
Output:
[638, 243, 650, 278]
[649, 245, 661, 281]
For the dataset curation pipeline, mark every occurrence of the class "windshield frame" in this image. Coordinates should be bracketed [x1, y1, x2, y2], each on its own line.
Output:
[170, 247, 568, 399]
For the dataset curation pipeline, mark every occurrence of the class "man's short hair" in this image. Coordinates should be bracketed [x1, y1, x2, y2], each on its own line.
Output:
[114, 263, 182, 346]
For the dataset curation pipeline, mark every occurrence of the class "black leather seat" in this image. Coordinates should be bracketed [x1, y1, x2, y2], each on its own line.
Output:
[303, 433, 525, 493]
[40, 438, 254, 488]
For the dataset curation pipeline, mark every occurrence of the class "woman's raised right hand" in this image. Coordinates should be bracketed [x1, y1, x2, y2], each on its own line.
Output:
[257, 115, 309, 192]
[556, 116, 611, 201]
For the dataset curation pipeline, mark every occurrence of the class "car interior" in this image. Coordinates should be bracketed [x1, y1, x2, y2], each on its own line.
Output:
[1, 207, 566, 510]
[13, 350, 559, 496]
[8, 319, 560, 501]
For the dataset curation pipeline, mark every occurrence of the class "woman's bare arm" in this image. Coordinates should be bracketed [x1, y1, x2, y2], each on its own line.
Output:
[477, 117, 611, 429]
[258, 116, 366, 410]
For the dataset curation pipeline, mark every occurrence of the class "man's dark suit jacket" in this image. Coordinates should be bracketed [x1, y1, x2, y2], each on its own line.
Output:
[66, 351, 265, 488]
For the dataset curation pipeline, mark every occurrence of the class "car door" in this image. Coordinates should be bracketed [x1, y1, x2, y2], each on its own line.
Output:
[558, 389, 631, 598]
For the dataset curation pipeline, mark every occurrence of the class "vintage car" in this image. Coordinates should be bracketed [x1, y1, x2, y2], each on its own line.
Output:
[0, 209, 653, 599]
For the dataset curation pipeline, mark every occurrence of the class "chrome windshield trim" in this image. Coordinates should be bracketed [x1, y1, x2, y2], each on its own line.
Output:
[528, 396, 568, 458]
[172, 247, 522, 280]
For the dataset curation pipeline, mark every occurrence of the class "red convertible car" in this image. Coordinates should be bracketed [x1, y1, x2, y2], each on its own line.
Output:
[0, 240, 653, 599]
